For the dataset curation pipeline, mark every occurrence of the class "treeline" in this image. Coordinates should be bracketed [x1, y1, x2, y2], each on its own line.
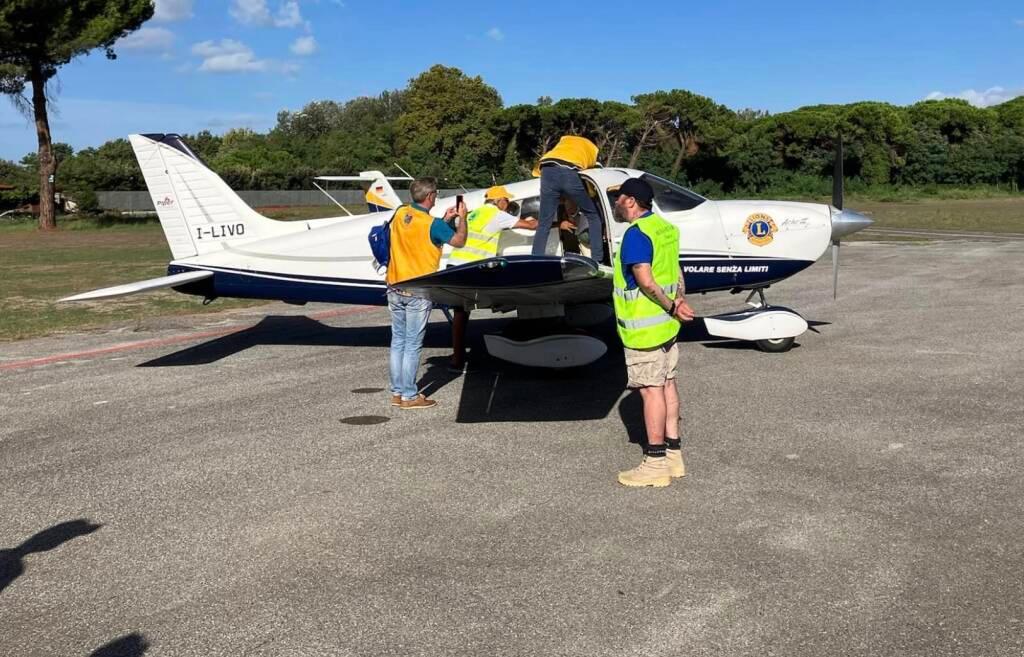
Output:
[2, 64, 1023, 210]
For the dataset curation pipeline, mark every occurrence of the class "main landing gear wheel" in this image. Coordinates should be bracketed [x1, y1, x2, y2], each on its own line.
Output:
[755, 336, 795, 353]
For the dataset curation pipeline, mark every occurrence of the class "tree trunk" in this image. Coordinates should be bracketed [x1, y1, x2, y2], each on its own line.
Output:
[606, 137, 620, 168]
[30, 64, 57, 230]
[670, 135, 686, 179]
[628, 120, 660, 168]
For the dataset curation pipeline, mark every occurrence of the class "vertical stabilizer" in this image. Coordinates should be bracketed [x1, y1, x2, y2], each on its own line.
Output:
[360, 171, 406, 212]
[129, 133, 282, 259]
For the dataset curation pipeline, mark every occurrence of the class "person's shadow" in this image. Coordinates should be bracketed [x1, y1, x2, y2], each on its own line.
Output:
[88, 633, 148, 657]
[0, 519, 102, 595]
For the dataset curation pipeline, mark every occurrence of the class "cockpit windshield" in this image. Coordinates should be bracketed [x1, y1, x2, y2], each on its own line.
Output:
[641, 174, 706, 213]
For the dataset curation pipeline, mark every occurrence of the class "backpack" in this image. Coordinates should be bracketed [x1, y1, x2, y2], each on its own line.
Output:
[368, 209, 399, 271]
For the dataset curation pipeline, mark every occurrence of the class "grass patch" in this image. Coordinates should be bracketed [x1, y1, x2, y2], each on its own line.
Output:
[0, 224, 263, 342]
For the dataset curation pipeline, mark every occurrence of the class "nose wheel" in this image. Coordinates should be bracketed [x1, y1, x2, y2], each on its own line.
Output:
[755, 336, 796, 353]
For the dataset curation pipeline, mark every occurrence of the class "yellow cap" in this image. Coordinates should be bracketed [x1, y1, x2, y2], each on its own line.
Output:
[484, 185, 512, 201]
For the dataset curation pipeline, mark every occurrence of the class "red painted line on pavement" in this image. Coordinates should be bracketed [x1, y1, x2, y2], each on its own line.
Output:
[1, 305, 380, 373]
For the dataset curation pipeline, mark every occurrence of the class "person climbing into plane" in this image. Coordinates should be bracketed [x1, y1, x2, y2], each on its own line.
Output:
[447, 185, 538, 372]
[529, 135, 606, 264]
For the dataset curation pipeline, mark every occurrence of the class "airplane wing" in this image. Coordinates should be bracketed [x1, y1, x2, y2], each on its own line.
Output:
[59, 270, 213, 302]
[395, 255, 613, 308]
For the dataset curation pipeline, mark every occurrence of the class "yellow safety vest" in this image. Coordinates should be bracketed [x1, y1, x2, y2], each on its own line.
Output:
[386, 204, 443, 285]
[532, 136, 599, 177]
[449, 205, 502, 264]
[612, 213, 682, 349]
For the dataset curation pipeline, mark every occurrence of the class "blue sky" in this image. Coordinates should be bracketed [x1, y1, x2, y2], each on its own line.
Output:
[1, 0, 1021, 160]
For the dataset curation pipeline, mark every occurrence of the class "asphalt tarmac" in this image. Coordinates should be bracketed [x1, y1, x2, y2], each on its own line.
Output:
[2, 239, 1022, 657]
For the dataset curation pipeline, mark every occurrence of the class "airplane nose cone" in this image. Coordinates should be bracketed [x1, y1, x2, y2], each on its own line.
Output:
[831, 209, 873, 241]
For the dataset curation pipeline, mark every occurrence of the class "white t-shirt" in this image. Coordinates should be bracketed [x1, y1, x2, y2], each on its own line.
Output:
[484, 209, 520, 233]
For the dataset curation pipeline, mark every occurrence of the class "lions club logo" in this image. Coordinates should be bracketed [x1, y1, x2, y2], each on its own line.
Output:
[744, 213, 777, 246]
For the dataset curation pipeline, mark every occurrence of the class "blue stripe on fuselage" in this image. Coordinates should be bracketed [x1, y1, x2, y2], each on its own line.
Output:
[167, 254, 814, 304]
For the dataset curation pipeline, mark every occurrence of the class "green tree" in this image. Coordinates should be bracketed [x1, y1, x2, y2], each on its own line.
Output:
[0, 0, 154, 229]
[633, 90, 735, 179]
[394, 65, 503, 185]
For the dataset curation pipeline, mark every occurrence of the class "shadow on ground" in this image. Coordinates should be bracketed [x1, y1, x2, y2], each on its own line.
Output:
[88, 633, 149, 657]
[0, 519, 102, 595]
[137, 313, 831, 424]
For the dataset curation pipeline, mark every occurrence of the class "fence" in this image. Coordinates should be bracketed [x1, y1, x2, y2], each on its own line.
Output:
[97, 189, 464, 212]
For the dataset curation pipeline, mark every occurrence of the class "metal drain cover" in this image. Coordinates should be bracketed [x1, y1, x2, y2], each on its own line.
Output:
[339, 415, 390, 425]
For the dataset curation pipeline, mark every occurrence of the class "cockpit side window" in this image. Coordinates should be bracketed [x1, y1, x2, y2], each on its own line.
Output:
[515, 196, 539, 219]
[641, 174, 706, 212]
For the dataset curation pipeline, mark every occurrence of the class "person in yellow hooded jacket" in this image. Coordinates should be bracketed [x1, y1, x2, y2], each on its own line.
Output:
[530, 135, 605, 264]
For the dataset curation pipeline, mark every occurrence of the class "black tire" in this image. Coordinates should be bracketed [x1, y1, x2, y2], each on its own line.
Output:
[755, 336, 795, 353]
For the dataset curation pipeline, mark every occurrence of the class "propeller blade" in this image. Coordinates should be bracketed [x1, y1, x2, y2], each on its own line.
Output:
[832, 240, 840, 299]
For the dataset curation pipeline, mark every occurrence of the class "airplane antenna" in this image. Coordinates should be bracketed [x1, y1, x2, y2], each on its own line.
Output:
[831, 134, 843, 299]
[393, 162, 415, 180]
[312, 180, 354, 216]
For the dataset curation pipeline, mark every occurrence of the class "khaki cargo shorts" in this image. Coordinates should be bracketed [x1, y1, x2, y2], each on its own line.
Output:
[624, 340, 678, 388]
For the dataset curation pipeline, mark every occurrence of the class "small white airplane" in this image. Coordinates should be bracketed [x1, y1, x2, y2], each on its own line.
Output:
[60, 133, 872, 367]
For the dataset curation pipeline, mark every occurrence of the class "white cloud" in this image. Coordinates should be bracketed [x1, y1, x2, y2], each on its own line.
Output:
[290, 35, 317, 55]
[275, 1, 303, 28]
[192, 39, 268, 72]
[924, 86, 1023, 108]
[1015, 19, 1024, 27]
[117, 27, 175, 52]
[191, 39, 300, 75]
[486, 27, 504, 42]
[154, 0, 193, 22]
[230, 0, 306, 28]
[230, 0, 272, 25]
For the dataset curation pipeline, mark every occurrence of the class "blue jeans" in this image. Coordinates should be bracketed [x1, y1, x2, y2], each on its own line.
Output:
[388, 292, 432, 401]
[531, 165, 605, 263]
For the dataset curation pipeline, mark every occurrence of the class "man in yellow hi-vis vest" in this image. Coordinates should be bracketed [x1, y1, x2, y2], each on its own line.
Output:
[530, 135, 606, 264]
[448, 185, 538, 371]
[611, 178, 695, 487]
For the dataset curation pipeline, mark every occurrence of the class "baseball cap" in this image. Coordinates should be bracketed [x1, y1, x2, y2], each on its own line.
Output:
[617, 178, 654, 207]
[484, 185, 513, 201]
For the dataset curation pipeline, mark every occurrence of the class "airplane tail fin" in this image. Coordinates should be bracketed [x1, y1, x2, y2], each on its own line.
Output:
[129, 133, 285, 259]
[314, 171, 411, 213]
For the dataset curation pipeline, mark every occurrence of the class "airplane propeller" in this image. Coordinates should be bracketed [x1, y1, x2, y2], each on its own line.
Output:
[829, 133, 873, 299]
[832, 135, 843, 299]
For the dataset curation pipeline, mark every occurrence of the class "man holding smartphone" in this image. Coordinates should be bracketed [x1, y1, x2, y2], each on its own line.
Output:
[386, 177, 467, 409]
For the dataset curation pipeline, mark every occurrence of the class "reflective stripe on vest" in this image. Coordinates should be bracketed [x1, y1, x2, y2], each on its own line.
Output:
[449, 205, 501, 264]
[612, 213, 682, 350]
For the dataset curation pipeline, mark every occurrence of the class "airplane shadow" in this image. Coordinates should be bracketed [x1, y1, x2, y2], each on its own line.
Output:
[0, 519, 102, 595]
[88, 633, 149, 657]
[138, 315, 509, 368]
[137, 313, 830, 426]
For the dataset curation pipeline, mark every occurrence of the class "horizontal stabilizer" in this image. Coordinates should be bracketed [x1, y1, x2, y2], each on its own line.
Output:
[59, 270, 213, 302]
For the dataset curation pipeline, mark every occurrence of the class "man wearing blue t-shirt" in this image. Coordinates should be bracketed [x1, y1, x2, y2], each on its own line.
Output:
[613, 177, 695, 487]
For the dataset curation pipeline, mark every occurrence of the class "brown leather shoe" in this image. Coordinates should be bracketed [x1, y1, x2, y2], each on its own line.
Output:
[391, 394, 401, 407]
[399, 394, 438, 409]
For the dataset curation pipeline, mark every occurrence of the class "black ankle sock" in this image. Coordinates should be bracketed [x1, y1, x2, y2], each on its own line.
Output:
[645, 444, 666, 458]
[665, 438, 681, 451]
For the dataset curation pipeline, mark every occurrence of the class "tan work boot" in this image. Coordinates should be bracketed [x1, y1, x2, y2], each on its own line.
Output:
[400, 394, 438, 410]
[391, 394, 401, 407]
[666, 449, 686, 478]
[617, 455, 672, 488]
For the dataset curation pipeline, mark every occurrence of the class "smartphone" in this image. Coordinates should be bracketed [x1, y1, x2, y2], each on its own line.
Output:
[455, 194, 464, 211]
